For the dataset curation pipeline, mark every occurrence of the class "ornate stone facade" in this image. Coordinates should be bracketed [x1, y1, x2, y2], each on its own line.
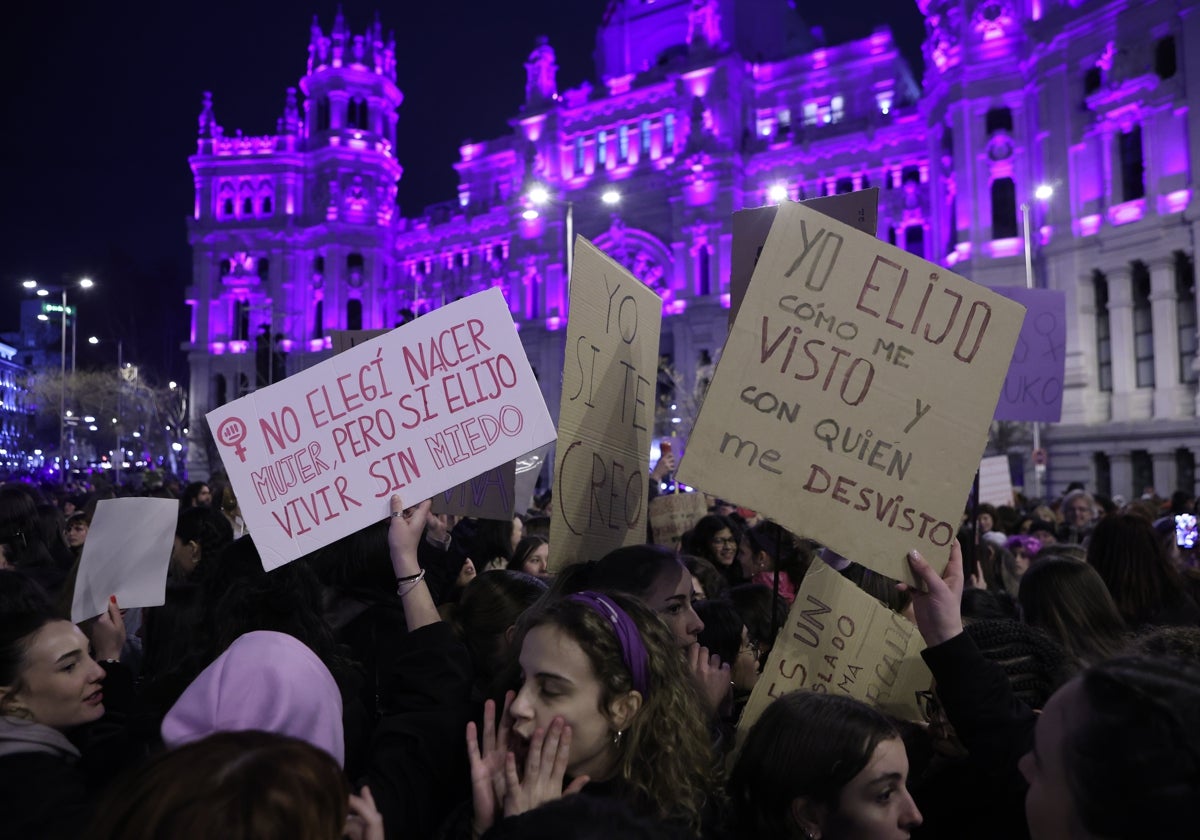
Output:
[185, 1, 1200, 500]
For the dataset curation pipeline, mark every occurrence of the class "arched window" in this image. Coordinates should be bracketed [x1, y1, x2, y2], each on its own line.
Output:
[257, 258, 270, 282]
[1118, 126, 1145, 202]
[261, 196, 273, 215]
[348, 97, 368, 129]
[347, 298, 363, 330]
[990, 177, 1018, 239]
[313, 299, 324, 339]
[222, 198, 234, 217]
[213, 374, 227, 407]
[218, 258, 231, 277]
[235, 300, 250, 341]
[242, 197, 254, 216]
[316, 97, 330, 132]
[904, 226, 926, 259]
[697, 246, 711, 296]
[1155, 36, 1177, 79]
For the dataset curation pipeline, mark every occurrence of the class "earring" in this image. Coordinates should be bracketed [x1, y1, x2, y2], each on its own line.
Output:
[612, 729, 624, 745]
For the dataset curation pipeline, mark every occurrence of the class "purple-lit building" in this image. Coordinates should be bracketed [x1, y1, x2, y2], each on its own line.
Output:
[185, 1, 1200, 500]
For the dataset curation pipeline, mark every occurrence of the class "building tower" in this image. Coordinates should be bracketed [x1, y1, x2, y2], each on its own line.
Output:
[184, 11, 403, 479]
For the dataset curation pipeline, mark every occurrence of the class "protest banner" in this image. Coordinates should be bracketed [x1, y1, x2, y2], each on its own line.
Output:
[430, 461, 517, 519]
[678, 201, 1024, 581]
[978, 455, 1015, 508]
[738, 562, 931, 739]
[71, 497, 178, 622]
[550, 236, 662, 569]
[206, 288, 556, 570]
[990, 287, 1067, 422]
[649, 491, 709, 550]
[729, 189, 880, 327]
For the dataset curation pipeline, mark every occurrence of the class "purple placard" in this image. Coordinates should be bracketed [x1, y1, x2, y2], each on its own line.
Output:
[992, 287, 1066, 422]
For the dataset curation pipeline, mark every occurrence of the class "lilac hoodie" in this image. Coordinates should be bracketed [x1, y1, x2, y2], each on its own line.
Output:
[161, 630, 344, 765]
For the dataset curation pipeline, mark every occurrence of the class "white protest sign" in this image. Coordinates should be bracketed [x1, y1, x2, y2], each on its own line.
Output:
[550, 236, 662, 569]
[738, 562, 931, 740]
[978, 455, 1014, 508]
[206, 288, 556, 570]
[678, 201, 1024, 582]
[730, 189, 880, 327]
[71, 497, 177, 623]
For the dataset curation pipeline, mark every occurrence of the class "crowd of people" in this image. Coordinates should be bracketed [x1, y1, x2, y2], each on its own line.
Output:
[1, 467, 1199, 839]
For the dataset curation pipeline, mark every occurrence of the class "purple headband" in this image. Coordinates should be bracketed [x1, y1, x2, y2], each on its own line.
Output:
[568, 591, 651, 698]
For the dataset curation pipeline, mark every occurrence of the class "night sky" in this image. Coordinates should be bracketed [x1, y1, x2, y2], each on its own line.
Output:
[0, 1, 925, 383]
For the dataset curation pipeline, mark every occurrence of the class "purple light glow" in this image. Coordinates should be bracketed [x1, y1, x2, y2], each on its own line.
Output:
[280, 339, 296, 352]
[308, 338, 326, 352]
[1076, 214, 1102, 237]
[665, 299, 687, 316]
[229, 340, 249, 354]
[210, 342, 226, 355]
[1108, 199, 1145, 226]
[1160, 189, 1191, 215]
[989, 237, 1023, 259]
[545, 315, 563, 331]
[719, 293, 731, 309]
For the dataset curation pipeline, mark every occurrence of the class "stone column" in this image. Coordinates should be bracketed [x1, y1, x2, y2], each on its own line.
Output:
[1149, 256, 1186, 417]
[1106, 264, 1138, 421]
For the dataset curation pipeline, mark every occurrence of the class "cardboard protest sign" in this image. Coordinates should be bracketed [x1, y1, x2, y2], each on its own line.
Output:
[730, 189, 880, 327]
[71, 498, 177, 622]
[649, 492, 709, 550]
[430, 461, 517, 520]
[678, 201, 1024, 582]
[990, 287, 1067, 422]
[330, 330, 390, 354]
[978, 455, 1015, 508]
[206, 288, 556, 570]
[550, 236, 662, 569]
[738, 562, 931, 739]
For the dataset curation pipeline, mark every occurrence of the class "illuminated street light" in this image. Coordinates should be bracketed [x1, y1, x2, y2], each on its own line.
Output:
[528, 184, 550, 205]
[767, 183, 789, 203]
[1020, 185, 1055, 500]
[601, 188, 621, 205]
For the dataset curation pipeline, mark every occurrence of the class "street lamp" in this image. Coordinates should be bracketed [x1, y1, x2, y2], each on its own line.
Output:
[1020, 184, 1053, 500]
[525, 183, 622, 296]
[23, 277, 94, 481]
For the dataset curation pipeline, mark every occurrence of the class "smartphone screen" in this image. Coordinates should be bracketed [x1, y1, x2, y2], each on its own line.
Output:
[1177, 514, 1198, 549]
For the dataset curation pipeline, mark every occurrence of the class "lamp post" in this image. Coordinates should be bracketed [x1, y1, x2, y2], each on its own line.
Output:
[23, 277, 94, 482]
[1020, 184, 1054, 500]
[88, 335, 124, 485]
[525, 184, 621, 298]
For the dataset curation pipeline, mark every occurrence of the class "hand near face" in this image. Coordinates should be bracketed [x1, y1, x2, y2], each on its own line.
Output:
[466, 692, 515, 836]
[898, 541, 965, 648]
[501, 716, 589, 818]
[88, 596, 127, 662]
[687, 642, 731, 718]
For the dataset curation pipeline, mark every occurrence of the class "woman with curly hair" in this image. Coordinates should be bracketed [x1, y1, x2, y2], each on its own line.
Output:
[466, 591, 722, 837]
